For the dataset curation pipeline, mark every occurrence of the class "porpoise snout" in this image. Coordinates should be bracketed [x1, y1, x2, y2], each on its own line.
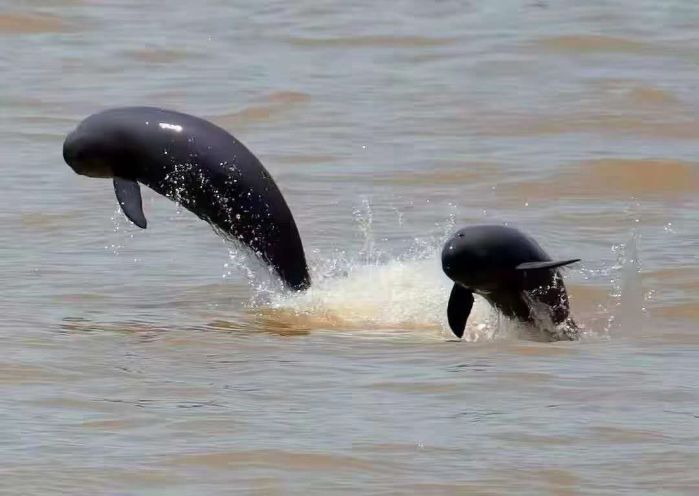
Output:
[62, 131, 113, 178]
[62, 131, 79, 169]
[441, 240, 461, 281]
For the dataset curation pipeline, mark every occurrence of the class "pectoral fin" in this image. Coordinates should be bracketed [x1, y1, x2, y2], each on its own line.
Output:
[113, 177, 147, 228]
[447, 284, 474, 339]
[515, 259, 580, 271]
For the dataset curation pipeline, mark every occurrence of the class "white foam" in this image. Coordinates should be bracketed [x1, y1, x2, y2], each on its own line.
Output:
[251, 252, 504, 341]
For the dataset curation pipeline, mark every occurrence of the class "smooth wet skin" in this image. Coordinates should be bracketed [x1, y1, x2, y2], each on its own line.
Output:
[63, 107, 311, 290]
[442, 225, 580, 340]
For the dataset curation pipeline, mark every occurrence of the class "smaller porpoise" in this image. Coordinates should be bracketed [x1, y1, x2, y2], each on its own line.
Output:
[63, 107, 310, 290]
[441, 225, 580, 340]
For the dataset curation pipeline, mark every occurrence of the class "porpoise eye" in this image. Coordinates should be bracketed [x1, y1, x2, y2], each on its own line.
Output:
[457, 232, 464, 238]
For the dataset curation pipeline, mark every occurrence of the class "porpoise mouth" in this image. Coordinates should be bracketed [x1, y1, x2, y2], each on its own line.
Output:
[76, 161, 113, 178]
[65, 158, 113, 178]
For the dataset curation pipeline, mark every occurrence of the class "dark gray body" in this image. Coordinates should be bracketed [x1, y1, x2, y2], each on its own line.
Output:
[441, 225, 579, 339]
[63, 106, 310, 290]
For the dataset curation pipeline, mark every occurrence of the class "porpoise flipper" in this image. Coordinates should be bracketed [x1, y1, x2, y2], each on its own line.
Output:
[113, 177, 147, 229]
[447, 284, 474, 339]
[515, 259, 580, 271]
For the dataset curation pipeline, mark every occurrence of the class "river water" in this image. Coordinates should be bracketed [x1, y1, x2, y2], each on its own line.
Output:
[1, 0, 698, 494]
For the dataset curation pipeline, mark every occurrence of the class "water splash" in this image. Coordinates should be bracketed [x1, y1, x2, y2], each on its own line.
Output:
[229, 200, 516, 341]
[214, 227, 284, 302]
[610, 232, 645, 335]
[264, 252, 506, 341]
[106, 206, 135, 256]
[352, 196, 377, 264]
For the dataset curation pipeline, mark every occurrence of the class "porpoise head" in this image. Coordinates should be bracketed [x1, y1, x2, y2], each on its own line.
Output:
[63, 129, 117, 178]
[441, 225, 580, 338]
[443, 226, 516, 293]
[63, 115, 141, 179]
[63, 121, 147, 228]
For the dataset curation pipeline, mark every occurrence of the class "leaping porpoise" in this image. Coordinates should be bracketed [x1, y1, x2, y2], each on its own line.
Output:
[441, 225, 580, 340]
[63, 106, 310, 290]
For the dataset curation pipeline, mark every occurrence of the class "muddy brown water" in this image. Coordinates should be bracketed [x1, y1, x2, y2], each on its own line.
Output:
[1, 1, 698, 494]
